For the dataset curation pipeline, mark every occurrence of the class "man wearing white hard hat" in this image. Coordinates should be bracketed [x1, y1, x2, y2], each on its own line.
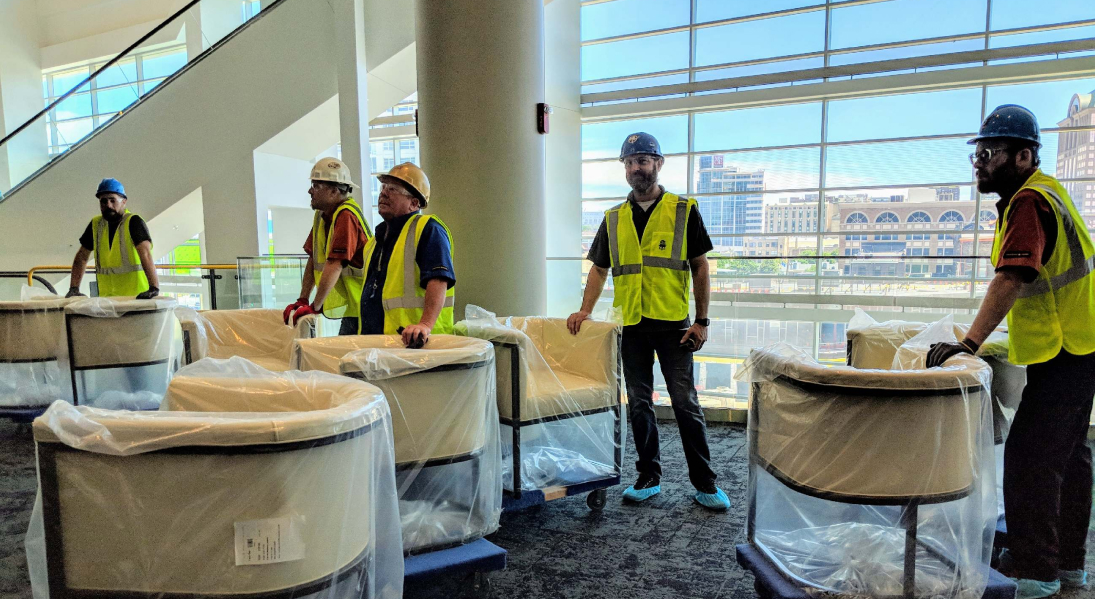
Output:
[359, 162, 455, 348]
[283, 157, 373, 334]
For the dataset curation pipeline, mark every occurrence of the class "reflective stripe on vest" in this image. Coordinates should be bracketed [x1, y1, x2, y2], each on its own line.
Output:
[1015, 184, 1093, 298]
[312, 199, 371, 318]
[990, 170, 1095, 365]
[606, 193, 693, 325]
[381, 215, 456, 311]
[92, 211, 149, 297]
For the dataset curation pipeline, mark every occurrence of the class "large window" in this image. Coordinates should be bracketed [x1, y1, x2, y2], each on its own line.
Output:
[42, 45, 187, 154]
[575, 0, 1095, 411]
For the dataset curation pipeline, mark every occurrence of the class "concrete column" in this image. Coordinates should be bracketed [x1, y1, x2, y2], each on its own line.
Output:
[184, 0, 243, 60]
[0, 0, 47, 192]
[200, 155, 261, 264]
[544, 0, 583, 316]
[416, 0, 548, 317]
[332, 0, 371, 228]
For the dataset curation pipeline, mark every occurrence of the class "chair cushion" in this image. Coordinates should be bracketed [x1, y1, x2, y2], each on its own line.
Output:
[500, 370, 616, 422]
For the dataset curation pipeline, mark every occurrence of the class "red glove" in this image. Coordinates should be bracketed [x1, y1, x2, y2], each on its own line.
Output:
[283, 299, 308, 324]
[291, 305, 318, 325]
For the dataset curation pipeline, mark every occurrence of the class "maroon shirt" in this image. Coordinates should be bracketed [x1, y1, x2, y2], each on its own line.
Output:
[994, 189, 1058, 283]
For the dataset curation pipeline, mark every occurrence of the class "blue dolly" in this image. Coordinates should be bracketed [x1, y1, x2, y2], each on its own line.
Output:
[405, 538, 507, 598]
[0, 406, 47, 424]
[737, 543, 1017, 599]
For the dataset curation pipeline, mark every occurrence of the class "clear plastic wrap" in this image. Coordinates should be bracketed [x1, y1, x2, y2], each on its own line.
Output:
[847, 310, 1025, 446]
[0, 298, 71, 409]
[292, 334, 502, 554]
[25, 357, 403, 599]
[176, 307, 317, 371]
[738, 343, 996, 598]
[454, 305, 624, 494]
[61, 297, 181, 409]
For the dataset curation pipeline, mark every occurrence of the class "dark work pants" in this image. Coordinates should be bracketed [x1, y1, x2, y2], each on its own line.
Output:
[622, 328, 717, 491]
[1004, 348, 1095, 582]
[338, 317, 358, 336]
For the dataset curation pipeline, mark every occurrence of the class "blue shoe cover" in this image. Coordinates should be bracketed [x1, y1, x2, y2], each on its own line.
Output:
[621, 484, 660, 502]
[693, 488, 731, 511]
[1059, 569, 1088, 589]
[1012, 578, 1060, 599]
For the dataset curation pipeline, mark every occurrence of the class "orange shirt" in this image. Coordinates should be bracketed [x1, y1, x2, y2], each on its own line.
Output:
[994, 189, 1058, 283]
[303, 208, 367, 269]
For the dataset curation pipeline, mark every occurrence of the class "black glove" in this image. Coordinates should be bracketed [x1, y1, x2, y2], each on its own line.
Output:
[926, 339, 978, 368]
[135, 286, 160, 300]
[65, 286, 85, 298]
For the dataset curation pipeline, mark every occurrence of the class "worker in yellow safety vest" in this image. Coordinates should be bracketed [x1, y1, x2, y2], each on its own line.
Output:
[283, 157, 373, 334]
[927, 105, 1095, 599]
[358, 162, 455, 348]
[67, 178, 160, 299]
[567, 132, 729, 511]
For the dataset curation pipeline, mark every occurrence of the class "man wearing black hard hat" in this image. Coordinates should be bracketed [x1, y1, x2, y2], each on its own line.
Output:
[67, 178, 159, 299]
[567, 132, 729, 511]
[927, 105, 1095, 598]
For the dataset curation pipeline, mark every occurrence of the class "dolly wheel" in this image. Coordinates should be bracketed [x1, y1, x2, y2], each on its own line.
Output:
[587, 488, 608, 511]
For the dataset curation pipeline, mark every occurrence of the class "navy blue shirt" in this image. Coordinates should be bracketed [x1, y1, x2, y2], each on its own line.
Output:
[360, 211, 456, 335]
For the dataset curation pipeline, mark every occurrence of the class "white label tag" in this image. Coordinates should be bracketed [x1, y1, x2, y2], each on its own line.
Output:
[234, 516, 305, 566]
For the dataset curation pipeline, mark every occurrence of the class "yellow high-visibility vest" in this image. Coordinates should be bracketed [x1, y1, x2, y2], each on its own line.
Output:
[91, 211, 149, 297]
[606, 193, 693, 326]
[991, 170, 1095, 365]
[312, 198, 372, 319]
[359, 213, 455, 335]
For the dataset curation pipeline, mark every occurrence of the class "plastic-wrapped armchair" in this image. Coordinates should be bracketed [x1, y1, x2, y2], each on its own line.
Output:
[25, 357, 403, 599]
[846, 318, 1024, 444]
[739, 345, 996, 599]
[64, 297, 180, 409]
[292, 335, 502, 554]
[0, 298, 72, 420]
[177, 308, 317, 370]
[455, 313, 623, 509]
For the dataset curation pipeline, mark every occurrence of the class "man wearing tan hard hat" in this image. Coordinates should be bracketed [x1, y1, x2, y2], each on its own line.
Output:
[359, 162, 455, 348]
[284, 157, 373, 334]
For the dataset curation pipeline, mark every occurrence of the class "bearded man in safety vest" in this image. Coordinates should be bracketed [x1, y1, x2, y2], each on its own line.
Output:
[284, 157, 373, 334]
[927, 105, 1095, 599]
[67, 178, 160, 299]
[567, 132, 729, 511]
[358, 162, 455, 348]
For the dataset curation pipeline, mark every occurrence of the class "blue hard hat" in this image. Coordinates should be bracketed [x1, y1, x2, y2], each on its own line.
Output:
[95, 178, 126, 198]
[968, 104, 1041, 148]
[619, 132, 663, 161]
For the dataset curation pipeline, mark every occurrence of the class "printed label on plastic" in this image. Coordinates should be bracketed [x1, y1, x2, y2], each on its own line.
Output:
[234, 515, 305, 566]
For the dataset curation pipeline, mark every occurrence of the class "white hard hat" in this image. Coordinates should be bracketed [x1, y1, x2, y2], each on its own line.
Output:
[310, 157, 359, 188]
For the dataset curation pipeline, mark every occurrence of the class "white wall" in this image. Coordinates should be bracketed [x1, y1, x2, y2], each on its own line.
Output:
[0, 0, 48, 189]
[270, 206, 312, 254]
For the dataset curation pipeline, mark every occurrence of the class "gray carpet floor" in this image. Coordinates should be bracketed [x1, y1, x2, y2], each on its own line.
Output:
[3, 418, 1095, 599]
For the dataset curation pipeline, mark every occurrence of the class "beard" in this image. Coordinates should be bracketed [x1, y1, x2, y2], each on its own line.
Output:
[627, 170, 658, 194]
[977, 157, 1021, 196]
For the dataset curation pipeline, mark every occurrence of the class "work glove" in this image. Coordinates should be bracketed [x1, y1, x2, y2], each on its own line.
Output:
[135, 287, 160, 300]
[65, 286, 85, 298]
[283, 298, 308, 324]
[398, 325, 429, 349]
[926, 339, 979, 368]
[291, 305, 318, 326]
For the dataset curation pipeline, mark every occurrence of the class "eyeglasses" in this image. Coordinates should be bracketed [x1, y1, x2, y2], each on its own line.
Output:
[969, 147, 1004, 165]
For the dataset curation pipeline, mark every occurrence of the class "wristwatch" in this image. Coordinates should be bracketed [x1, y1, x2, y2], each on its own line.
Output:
[695, 318, 710, 327]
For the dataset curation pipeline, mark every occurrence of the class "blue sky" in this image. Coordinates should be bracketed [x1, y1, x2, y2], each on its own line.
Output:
[579, 1, 1095, 200]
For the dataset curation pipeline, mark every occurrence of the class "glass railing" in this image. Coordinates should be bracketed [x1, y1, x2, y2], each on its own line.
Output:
[237, 255, 342, 336]
[0, 0, 272, 200]
[20, 264, 239, 310]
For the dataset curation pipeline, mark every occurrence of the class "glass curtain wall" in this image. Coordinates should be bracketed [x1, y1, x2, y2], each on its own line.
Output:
[579, 0, 1095, 411]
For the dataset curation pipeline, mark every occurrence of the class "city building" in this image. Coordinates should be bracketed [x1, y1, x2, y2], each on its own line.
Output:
[695, 155, 764, 249]
[1058, 90, 1095, 230]
[837, 201, 980, 277]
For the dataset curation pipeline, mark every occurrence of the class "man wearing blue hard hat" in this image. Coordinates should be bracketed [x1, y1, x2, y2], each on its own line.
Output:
[927, 105, 1095, 598]
[67, 178, 159, 299]
[568, 132, 729, 511]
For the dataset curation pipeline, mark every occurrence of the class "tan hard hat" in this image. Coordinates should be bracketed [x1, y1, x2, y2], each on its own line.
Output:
[378, 162, 430, 206]
[310, 157, 359, 188]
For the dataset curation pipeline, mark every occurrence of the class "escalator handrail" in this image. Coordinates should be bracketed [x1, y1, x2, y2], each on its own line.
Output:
[0, 0, 202, 149]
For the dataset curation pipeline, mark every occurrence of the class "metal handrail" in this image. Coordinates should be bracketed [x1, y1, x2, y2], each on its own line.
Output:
[26, 263, 237, 286]
[0, 0, 202, 149]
